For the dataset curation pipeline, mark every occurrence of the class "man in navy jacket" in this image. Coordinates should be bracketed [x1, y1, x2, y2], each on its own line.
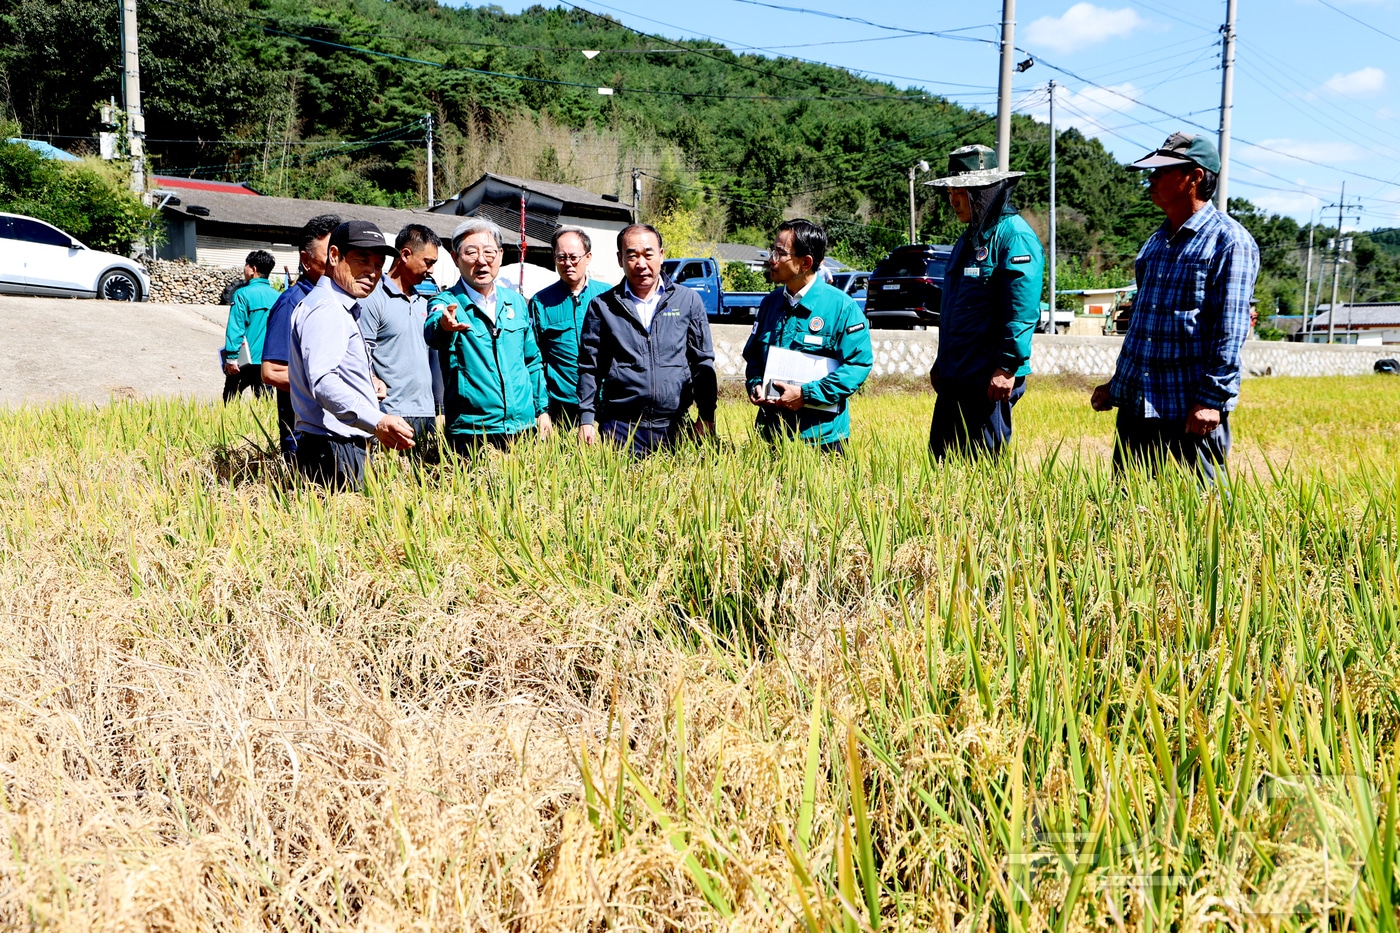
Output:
[577, 224, 717, 456]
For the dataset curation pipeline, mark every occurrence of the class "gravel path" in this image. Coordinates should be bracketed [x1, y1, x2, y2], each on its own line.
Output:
[0, 296, 231, 407]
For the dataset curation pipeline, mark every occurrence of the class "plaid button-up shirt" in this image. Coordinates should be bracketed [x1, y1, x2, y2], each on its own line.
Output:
[1109, 202, 1260, 419]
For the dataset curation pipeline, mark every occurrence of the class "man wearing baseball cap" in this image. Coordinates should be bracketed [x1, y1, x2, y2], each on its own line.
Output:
[1090, 132, 1260, 484]
[289, 220, 416, 489]
[925, 143, 1044, 458]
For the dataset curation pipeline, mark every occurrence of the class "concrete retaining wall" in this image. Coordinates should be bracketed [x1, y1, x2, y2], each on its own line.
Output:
[710, 324, 1396, 380]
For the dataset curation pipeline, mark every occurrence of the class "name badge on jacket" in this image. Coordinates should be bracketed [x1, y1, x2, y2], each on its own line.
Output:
[963, 266, 981, 278]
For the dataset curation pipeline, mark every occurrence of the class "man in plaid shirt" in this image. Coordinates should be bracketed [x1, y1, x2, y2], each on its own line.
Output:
[1091, 132, 1260, 483]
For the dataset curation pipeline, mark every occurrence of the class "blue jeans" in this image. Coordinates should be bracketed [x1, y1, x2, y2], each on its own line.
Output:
[928, 377, 1025, 459]
[1113, 410, 1231, 485]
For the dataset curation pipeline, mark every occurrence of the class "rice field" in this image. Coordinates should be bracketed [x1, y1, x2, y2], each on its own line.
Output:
[1, 375, 1399, 931]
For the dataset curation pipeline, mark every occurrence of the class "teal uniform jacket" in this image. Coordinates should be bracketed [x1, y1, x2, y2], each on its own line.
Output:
[528, 277, 613, 409]
[935, 211, 1044, 382]
[742, 280, 874, 444]
[425, 283, 547, 437]
[223, 277, 280, 365]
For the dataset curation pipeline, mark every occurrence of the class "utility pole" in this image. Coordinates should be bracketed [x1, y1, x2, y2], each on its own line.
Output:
[632, 167, 642, 223]
[1215, 0, 1237, 211]
[1048, 80, 1057, 335]
[1302, 212, 1314, 339]
[424, 112, 434, 207]
[119, 0, 145, 197]
[1323, 184, 1363, 344]
[996, 0, 1016, 172]
[907, 160, 928, 244]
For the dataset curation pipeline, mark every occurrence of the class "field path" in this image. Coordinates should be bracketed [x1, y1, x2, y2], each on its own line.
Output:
[0, 296, 230, 406]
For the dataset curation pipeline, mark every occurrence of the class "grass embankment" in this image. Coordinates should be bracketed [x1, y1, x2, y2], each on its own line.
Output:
[1, 377, 1399, 931]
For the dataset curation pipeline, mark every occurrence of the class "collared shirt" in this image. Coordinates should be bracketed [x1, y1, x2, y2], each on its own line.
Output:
[784, 276, 817, 308]
[625, 280, 663, 330]
[289, 277, 382, 439]
[358, 275, 435, 418]
[530, 276, 613, 409]
[1109, 201, 1260, 419]
[463, 281, 497, 326]
[262, 276, 316, 365]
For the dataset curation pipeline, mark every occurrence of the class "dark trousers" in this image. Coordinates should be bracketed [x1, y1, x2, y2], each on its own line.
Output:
[600, 418, 683, 458]
[549, 400, 581, 430]
[275, 389, 297, 463]
[928, 377, 1026, 459]
[295, 432, 369, 491]
[223, 365, 270, 403]
[445, 428, 534, 457]
[1114, 410, 1231, 485]
[402, 415, 442, 465]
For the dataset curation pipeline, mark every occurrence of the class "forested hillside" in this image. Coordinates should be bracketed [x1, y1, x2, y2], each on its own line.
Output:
[6, 0, 1400, 306]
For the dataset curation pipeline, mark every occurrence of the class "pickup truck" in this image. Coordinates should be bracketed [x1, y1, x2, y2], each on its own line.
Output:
[662, 257, 769, 322]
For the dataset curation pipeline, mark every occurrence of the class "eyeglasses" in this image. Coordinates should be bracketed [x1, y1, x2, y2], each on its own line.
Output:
[460, 247, 500, 260]
[769, 246, 794, 260]
[554, 252, 587, 264]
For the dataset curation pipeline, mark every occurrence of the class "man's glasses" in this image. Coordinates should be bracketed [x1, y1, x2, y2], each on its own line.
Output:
[769, 246, 794, 260]
[554, 252, 587, 265]
[460, 247, 500, 260]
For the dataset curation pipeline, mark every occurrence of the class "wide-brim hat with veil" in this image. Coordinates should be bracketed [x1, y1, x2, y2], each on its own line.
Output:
[925, 144, 1024, 188]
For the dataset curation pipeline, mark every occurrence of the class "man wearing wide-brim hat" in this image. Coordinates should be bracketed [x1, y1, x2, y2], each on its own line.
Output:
[1090, 132, 1260, 484]
[924, 143, 1044, 459]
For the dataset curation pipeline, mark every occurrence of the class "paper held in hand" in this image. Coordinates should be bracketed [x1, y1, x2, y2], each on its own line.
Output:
[762, 346, 839, 413]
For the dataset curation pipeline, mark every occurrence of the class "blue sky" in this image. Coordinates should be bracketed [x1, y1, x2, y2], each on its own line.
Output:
[476, 0, 1400, 229]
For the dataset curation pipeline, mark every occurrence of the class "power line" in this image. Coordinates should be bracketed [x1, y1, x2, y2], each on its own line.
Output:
[1314, 0, 1400, 44]
[263, 26, 934, 103]
[722, 0, 997, 45]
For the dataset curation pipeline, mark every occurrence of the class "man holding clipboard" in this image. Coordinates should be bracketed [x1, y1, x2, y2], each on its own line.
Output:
[742, 219, 873, 453]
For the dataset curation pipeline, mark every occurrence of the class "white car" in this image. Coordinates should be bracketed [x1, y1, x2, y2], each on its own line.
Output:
[0, 212, 149, 301]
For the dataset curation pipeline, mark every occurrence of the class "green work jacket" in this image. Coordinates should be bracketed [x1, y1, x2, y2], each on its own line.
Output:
[934, 210, 1044, 381]
[223, 277, 280, 365]
[742, 280, 874, 444]
[425, 283, 547, 437]
[528, 277, 613, 409]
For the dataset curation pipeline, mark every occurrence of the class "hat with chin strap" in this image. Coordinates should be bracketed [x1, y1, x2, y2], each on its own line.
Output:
[1127, 132, 1221, 173]
[925, 144, 1025, 188]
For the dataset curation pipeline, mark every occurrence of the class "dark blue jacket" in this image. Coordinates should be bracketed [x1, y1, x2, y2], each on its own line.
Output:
[577, 278, 717, 427]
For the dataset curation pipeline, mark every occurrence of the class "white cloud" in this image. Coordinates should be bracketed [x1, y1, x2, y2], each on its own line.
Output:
[1247, 192, 1322, 218]
[1023, 4, 1147, 54]
[1242, 138, 1366, 165]
[1323, 66, 1386, 97]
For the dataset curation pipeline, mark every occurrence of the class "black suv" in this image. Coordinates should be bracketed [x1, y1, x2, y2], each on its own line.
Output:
[865, 244, 953, 328]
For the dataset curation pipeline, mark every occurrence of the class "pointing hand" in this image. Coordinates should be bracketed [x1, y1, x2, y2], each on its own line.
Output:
[437, 302, 471, 333]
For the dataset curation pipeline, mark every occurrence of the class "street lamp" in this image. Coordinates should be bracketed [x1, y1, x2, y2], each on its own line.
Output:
[908, 160, 930, 244]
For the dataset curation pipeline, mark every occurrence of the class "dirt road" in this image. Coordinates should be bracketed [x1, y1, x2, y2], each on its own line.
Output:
[0, 296, 231, 407]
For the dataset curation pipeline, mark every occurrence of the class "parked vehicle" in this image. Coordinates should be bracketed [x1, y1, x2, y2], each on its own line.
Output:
[0, 212, 149, 301]
[864, 245, 952, 328]
[1038, 302, 1074, 334]
[662, 257, 769, 322]
[830, 270, 871, 311]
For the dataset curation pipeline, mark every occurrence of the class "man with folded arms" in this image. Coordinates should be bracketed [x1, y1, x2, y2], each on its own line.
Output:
[289, 220, 415, 489]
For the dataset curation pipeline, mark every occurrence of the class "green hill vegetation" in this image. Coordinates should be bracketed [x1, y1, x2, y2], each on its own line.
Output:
[5, 0, 1400, 306]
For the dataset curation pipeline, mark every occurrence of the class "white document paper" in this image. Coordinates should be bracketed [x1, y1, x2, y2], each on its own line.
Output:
[762, 346, 839, 413]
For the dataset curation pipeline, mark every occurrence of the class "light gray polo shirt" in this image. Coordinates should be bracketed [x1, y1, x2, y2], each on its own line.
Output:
[289, 277, 381, 439]
[358, 275, 435, 418]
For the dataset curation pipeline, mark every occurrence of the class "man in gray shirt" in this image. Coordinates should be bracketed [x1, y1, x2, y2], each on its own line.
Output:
[290, 220, 415, 489]
[359, 223, 442, 463]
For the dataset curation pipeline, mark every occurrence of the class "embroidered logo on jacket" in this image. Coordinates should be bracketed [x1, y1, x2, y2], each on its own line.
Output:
[1011, 255, 1033, 264]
